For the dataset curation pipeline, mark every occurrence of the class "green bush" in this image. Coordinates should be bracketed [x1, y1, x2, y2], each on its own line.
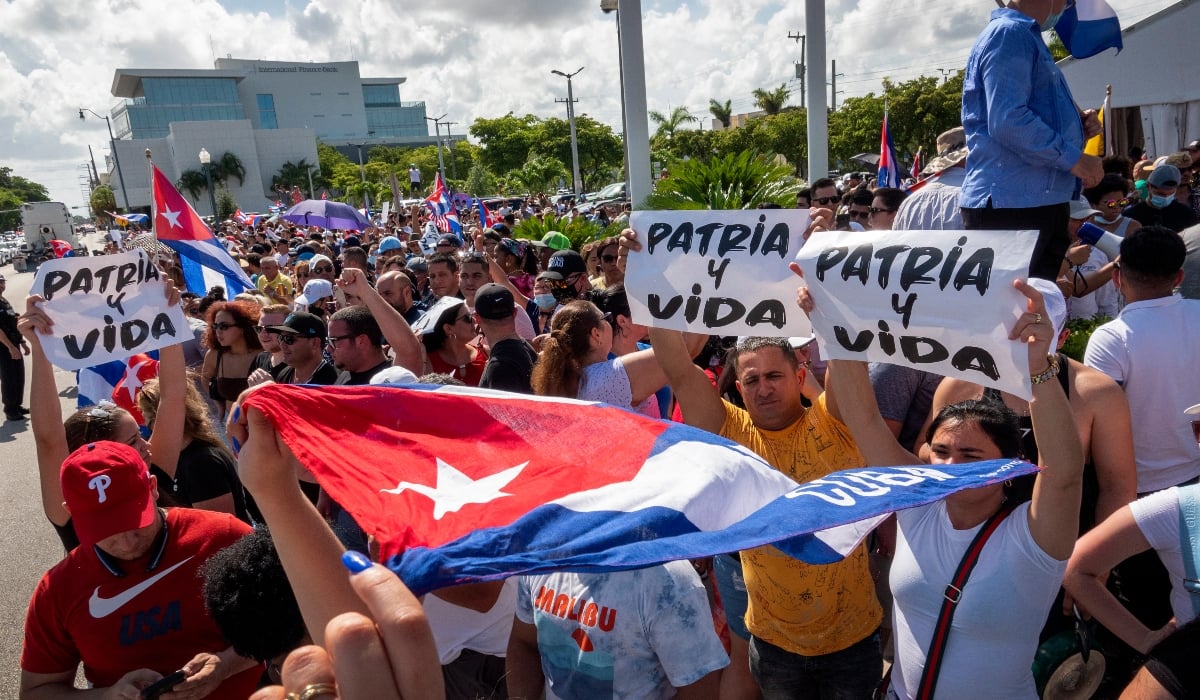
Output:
[644, 151, 801, 210]
[512, 214, 608, 250]
[1061, 315, 1112, 362]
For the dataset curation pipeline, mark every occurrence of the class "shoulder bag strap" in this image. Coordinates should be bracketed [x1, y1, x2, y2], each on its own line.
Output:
[915, 500, 1018, 700]
[1176, 485, 1200, 617]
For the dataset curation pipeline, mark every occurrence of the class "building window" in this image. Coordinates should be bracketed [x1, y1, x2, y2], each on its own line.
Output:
[257, 93, 277, 129]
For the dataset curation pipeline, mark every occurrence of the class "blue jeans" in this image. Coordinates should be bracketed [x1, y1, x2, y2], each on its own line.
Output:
[749, 630, 882, 700]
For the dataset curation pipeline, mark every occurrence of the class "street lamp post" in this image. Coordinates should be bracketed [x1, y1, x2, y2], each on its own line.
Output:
[425, 114, 448, 185]
[443, 121, 459, 181]
[306, 165, 318, 199]
[198, 148, 218, 222]
[78, 108, 130, 211]
[552, 67, 585, 195]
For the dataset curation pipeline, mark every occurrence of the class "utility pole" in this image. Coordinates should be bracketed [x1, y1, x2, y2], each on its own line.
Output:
[552, 67, 585, 196]
[830, 60, 845, 111]
[425, 114, 447, 184]
[788, 32, 806, 110]
[938, 68, 953, 83]
[355, 144, 371, 213]
[443, 121, 459, 181]
[78, 108, 130, 211]
[87, 145, 100, 188]
[806, 0, 828, 179]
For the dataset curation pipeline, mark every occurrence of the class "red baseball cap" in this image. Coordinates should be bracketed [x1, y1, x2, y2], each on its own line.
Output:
[60, 442, 158, 546]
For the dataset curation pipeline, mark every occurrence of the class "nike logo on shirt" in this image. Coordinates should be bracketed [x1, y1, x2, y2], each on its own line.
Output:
[88, 557, 195, 619]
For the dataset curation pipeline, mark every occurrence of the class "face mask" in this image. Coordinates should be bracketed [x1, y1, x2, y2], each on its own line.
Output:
[1093, 214, 1121, 225]
[1149, 194, 1175, 208]
[534, 294, 557, 311]
[1040, 7, 1066, 31]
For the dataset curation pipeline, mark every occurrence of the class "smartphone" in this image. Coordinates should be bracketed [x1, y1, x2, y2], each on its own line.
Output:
[141, 670, 187, 699]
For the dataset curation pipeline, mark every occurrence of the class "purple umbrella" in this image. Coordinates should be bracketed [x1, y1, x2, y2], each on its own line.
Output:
[281, 199, 373, 231]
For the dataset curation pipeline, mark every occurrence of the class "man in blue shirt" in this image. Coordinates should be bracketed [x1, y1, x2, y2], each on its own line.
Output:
[960, 0, 1105, 281]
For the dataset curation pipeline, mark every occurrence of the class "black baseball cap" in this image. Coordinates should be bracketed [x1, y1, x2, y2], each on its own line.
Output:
[474, 284, 516, 320]
[267, 311, 327, 339]
[547, 249, 587, 277]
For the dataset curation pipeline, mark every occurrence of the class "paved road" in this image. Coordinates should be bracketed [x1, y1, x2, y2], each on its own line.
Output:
[0, 231, 114, 695]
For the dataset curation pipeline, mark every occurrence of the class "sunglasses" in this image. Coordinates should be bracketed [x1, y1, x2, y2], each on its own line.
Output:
[813, 196, 838, 205]
[212, 322, 238, 331]
[278, 333, 313, 345]
[600, 311, 615, 325]
[1101, 198, 1129, 208]
[601, 254, 618, 263]
[868, 207, 896, 215]
[313, 265, 333, 274]
[455, 312, 474, 324]
[848, 210, 870, 220]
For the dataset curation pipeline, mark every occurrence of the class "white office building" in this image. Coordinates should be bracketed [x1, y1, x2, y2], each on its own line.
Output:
[103, 57, 447, 215]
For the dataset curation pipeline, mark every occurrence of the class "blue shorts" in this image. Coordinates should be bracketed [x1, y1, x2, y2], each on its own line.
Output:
[714, 553, 751, 641]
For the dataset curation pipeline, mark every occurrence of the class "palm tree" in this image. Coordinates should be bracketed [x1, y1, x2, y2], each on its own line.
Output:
[217, 152, 246, 187]
[649, 106, 699, 143]
[752, 84, 791, 115]
[176, 170, 208, 202]
[709, 99, 733, 129]
[272, 159, 316, 194]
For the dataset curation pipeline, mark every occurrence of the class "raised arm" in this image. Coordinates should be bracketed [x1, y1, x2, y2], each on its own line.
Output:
[229, 400, 369, 646]
[146, 281, 187, 477]
[1016, 279, 1084, 560]
[18, 297, 69, 527]
[621, 332, 708, 405]
[646, 328, 725, 434]
[337, 268, 423, 374]
[485, 253, 531, 308]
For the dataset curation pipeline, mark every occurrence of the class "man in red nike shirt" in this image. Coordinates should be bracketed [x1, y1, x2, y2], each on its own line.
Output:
[20, 441, 261, 699]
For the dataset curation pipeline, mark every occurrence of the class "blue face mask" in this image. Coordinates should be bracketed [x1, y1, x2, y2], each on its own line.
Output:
[534, 294, 558, 311]
[1149, 194, 1176, 208]
[1040, 4, 1068, 31]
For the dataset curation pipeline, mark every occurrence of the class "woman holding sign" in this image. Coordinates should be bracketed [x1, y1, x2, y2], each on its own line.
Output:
[807, 277, 1084, 700]
[19, 285, 191, 552]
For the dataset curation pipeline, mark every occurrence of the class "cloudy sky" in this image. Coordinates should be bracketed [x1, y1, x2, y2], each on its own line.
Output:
[0, 0, 1174, 209]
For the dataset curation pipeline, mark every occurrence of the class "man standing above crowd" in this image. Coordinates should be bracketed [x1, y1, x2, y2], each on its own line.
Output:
[960, 0, 1104, 280]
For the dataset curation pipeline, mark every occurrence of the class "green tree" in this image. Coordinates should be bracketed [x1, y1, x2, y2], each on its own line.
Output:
[532, 115, 623, 192]
[216, 188, 238, 222]
[512, 214, 604, 250]
[645, 151, 800, 210]
[0, 165, 50, 229]
[0, 190, 22, 231]
[1047, 32, 1069, 61]
[506, 155, 568, 194]
[470, 113, 543, 175]
[465, 164, 496, 197]
[89, 186, 117, 224]
[217, 152, 246, 187]
[176, 170, 208, 203]
[762, 109, 809, 178]
[753, 84, 791, 115]
[272, 159, 320, 197]
[709, 99, 733, 129]
[649, 106, 698, 146]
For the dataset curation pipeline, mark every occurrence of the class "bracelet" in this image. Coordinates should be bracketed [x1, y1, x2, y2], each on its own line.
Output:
[1030, 354, 1060, 385]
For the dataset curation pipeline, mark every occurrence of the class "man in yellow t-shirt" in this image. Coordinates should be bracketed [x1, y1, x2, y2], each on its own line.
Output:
[256, 257, 294, 304]
[648, 330, 882, 699]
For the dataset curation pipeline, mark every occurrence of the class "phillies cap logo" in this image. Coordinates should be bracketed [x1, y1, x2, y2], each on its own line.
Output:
[89, 475, 112, 503]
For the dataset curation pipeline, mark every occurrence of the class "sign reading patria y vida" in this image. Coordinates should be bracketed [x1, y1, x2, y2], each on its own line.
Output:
[625, 209, 813, 337]
[796, 228, 1037, 400]
[31, 249, 188, 371]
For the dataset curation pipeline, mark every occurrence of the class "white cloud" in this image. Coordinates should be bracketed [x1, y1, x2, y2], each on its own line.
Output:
[0, 0, 1177, 207]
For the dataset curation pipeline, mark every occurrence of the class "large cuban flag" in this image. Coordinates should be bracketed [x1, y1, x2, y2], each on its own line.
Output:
[151, 165, 254, 296]
[243, 384, 1037, 595]
[1056, 0, 1122, 59]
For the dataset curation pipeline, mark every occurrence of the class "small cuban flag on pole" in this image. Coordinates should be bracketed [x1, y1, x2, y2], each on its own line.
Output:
[1056, 0, 1123, 59]
[877, 105, 902, 189]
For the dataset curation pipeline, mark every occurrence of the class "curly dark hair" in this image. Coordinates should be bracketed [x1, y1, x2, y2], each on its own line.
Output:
[203, 300, 263, 352]
[201, 528, 306, 662]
